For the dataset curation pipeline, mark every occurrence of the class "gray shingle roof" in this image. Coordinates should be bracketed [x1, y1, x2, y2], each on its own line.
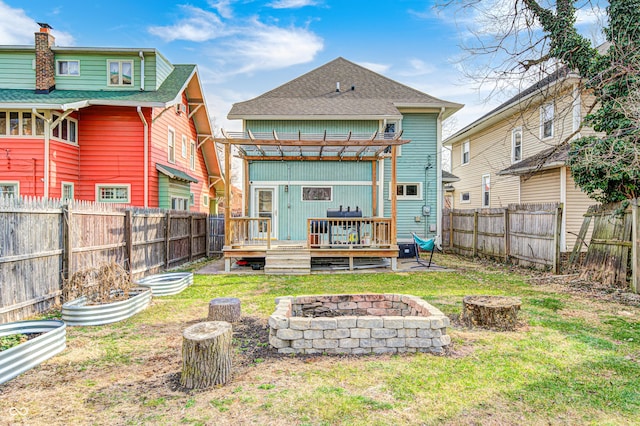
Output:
[442, 170, 460, 182]
[498, 144, 569, 175]
[229, 57, 461, 119]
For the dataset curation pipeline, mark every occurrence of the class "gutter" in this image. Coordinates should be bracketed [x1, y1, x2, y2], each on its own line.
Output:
[138, 51, 145, 91]
[436, 107, 445, 240]
[137, 106, 149, 208]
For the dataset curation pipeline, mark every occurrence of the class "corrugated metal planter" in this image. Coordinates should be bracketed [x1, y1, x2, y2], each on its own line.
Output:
[62, 288, 152, 326]
[0, 320, 66, 385]
[136, 272, 193, 296]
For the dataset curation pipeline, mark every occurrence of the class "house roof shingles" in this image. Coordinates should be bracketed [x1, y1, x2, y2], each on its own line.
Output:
[228, 57, 462, 119]
[498, 144, 569, 175]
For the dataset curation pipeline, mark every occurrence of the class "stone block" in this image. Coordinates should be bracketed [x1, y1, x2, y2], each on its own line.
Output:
[291, 339, 313, 349]
[404, 318, 431, 329]
[397, 329, 416, 338]
[269, 335, 290, 349]
[442, 316, 451, 327]
[310, 318, 337, 330]
[364, 294, 385, 302]
[372, 301, 393, 309]
[275, 296, 293, 305]
[268, 315, 289, 330]
[278, 347, 304, 354]
[386, 338, 406, 348]
[371, 328, 397, 338]
[289, 317, 311, 330]
[339, 338, 360, 348]
[357, 301, 372, 309]
[430, 317, 444, 329]
[357, 317, 383, 328]
[277, 329, 303, 340]
[336, 316, 357, 328]
[406, 338, 432, 348]
[304, 330, 324, 339]
[324, 329, 350, 339]
[305, 348, 324, 354]
[350, 328, 371, 339]
[360, 338, 386, 348]
[366, 308, 388, 316]
[373, 347, 397, 354]
[338, 301, 358, 310]
[417, 329, 436, 338]
[313, 339, 339, 349]
[324, 347, 352, 355]
[432, 335, 451, 347]
[384, 316, 405, 329]
[349, 294, 366, 302]
[351, 347, 372, 355]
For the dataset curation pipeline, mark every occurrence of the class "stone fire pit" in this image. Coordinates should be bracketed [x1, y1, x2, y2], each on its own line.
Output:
[268, 294, 451, 355]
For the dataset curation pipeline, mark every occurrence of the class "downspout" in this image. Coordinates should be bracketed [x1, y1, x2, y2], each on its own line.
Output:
[137, 106, 149, 208]
[436, 107, 445, 241]
[32, 109, 50, 198]
[138, 51, 145, 91]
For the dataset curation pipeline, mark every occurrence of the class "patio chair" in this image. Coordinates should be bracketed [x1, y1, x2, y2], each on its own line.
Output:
[411, 233, 440, 268]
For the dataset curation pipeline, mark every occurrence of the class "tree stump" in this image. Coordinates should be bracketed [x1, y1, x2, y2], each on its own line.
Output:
[208, 297, 241, 322]
[461, 295, 521, 330]
[180, 321, 232, 389]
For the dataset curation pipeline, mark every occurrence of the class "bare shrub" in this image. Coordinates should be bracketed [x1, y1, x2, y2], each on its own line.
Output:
[63, 262, 132, 304]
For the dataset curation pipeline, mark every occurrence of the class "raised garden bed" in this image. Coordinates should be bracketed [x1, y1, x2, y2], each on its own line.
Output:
[0, 320, 66, 385]
[269, 294, 451, 355]
[136, 272, 193, 296]
[62, 288, 152, 326]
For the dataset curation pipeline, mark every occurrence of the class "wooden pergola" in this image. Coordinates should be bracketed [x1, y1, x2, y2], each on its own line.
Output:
[214, 130, 411, 249]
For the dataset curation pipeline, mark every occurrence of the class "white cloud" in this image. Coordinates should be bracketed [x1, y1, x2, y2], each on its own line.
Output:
[0, 1, 74, 45]
[148, 5, 226, 42]
[397, 58, 436, 77]
[269, 0, 319, 9]
[207, 0, 234, 19]
[356, 61, 390, 74]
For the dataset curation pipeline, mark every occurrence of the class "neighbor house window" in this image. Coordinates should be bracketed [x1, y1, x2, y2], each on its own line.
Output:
[512, 128, 522, 163]
[0, 111, 46, 137]
[171, 197, 188, 211]
[203, 194, 209, 207]
[62, 182, 74, 201]
[460, 192, 470, 203]
[396, 183, 422, 200]
[0, 182, 19, 197]
[51, 114, 77, 143]
[96, 184, 130, 203]
[302, 186, 332, 201]
[190, 141, 196, 170]
[541, 103, 554, 139]
[383, 121, 401, 154]
[181, 135, 187, 158]
[168, 127, 176, 163]
[482, 174, 490, 207]
[462, 141, 470, 165]
[190, 192, 195, 206]
[108, 60, 133, 86]
[57, 60, 80, 76]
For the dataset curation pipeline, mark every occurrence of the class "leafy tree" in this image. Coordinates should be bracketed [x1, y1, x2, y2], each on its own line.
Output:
[444, 0, 640, 202]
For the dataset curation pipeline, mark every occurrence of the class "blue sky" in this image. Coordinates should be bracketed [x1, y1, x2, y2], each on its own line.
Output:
[0, 0, 606, 134]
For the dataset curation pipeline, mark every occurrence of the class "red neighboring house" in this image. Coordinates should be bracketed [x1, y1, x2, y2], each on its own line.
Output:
[0, 25, 223, 212]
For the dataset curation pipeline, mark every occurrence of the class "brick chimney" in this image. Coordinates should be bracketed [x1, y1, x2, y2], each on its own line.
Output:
[34, 23, 56, 94]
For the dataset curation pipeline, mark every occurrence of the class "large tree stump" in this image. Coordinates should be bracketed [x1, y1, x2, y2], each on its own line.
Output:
[180, 321, 232, 389]
[461, 295, 521, 331]
[208, 297, 241, 322]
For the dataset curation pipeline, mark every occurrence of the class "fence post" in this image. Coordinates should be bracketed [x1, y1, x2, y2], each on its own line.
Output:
[632, 199, 639, 293]
[472, 210, 478, 257]
[165, 211, 171, 269]
[553, 203, 563, 274]
[504, 208, 510, 263]
[189, 214, 195, 262]
[124, 210, 133, 280]
[63, 204, 73, 281]
[449, 209, 454, 252]
[206, 214, 211, 257]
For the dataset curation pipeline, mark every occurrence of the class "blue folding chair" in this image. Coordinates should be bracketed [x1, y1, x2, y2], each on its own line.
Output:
[411, 233, 439, 268]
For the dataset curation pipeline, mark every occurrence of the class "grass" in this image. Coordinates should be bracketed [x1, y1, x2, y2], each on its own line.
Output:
[0, 253, 638, 425]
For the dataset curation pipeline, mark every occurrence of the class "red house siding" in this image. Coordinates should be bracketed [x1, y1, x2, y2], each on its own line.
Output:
[49, 140, 80, 198]
[76, 106, 146, 204]
[0, 138, 45, 197]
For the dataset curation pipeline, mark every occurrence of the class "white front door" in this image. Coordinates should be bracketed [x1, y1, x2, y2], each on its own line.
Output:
[253, 187, 277, 239]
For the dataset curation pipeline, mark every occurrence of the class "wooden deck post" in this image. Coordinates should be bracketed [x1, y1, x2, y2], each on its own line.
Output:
[371, 160, 377, 217]
[390, 146, 398, 245]
[631, 199, 639, 293]
[224, 142, 231, 247]
[243, 158, 249, 217]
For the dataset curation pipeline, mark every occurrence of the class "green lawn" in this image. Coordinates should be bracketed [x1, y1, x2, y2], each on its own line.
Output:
[1, 254, 638, 425]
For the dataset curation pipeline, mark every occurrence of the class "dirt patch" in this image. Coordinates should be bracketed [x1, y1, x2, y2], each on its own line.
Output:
[529, 274, 640, 308]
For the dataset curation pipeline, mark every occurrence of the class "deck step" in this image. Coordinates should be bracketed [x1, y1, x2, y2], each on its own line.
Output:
[264, 248, 311, 275]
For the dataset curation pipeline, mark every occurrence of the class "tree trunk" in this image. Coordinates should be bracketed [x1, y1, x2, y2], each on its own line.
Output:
[461, 295, 521, 331]
[208, 297, 241, 322]
[180, 321, 232, 389]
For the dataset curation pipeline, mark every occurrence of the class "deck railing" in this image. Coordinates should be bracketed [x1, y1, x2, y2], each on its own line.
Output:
[306, 218, 392, 249]
[228, 217, 272, 248]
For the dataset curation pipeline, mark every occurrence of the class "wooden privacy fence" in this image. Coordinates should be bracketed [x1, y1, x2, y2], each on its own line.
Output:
[0, 197, 210, 323]
[442, 203, 563, 272]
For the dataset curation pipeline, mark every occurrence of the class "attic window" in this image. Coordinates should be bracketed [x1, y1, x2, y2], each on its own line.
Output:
[108, 60, 133, 86]
[57, 60, 79, 76]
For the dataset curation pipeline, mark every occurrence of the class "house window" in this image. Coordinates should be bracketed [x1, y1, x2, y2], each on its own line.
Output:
[460, 192, 470, 203]
[96, 184, 130, 203]
[0, 182, 19, 197]
[396, 183, 422, 200]
[62, 182, 74, 201]
[190, 192, 195, 206]
[171, 197, 188, 211]
[203, 194, 209, 207]
[57, 60, 79, 76]
[181, 135, 187, 158]
[302, 186, 332, 201]
[383, 121, 401, 155]
[168, 128, 176, 163]
[541, 103, 554, 139]
[0, 112, 5, 135]
[51, 114, 78, 143]
[512, 128, 522, 163]
[9, 112, 18, 135]
[482, 174, 490, 207]
[462, 141, 470, 165]
[108, 60, 133, 86]
[0, 111, 46, 137]
[190, 141, 196, 170]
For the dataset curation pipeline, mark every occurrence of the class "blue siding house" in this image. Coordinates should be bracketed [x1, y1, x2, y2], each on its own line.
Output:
[217, 58, 461, 273]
